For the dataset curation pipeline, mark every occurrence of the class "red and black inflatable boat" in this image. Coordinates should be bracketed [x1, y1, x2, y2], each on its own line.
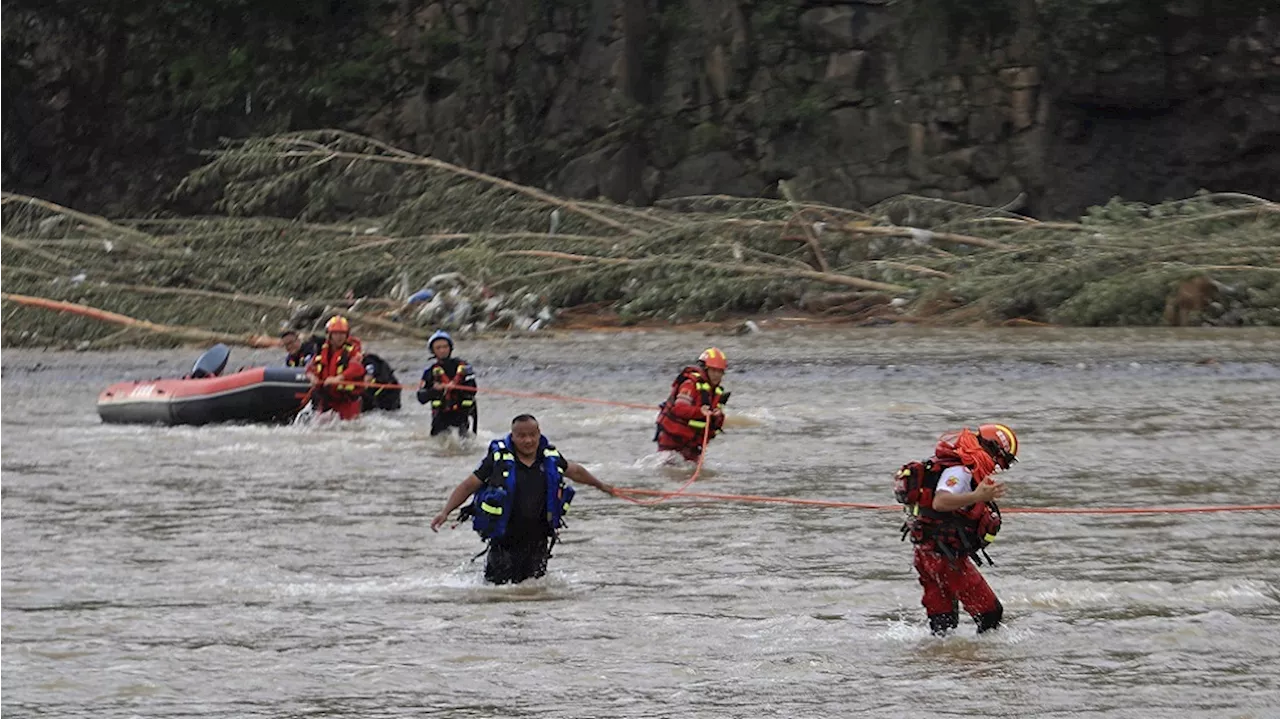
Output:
[97, 366, 312, 425]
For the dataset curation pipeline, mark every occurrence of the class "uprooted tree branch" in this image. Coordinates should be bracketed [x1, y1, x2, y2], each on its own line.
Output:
[3, 130, 1279, 348]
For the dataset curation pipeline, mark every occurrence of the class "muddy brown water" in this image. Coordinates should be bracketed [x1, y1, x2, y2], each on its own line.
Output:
[3, 328, 1279, 718]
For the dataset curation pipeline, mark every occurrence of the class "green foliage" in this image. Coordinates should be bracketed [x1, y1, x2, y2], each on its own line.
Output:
[3, 132, 1278, 348]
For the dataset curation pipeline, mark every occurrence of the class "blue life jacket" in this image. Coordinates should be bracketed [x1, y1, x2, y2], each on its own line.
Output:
[469, 434, 574, 541]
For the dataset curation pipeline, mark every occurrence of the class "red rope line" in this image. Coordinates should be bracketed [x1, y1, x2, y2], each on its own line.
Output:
[353, 380, 654, 411]
[611, 488, 1280, 514]
[614, 421, 713, 506]
[355, 381, 1280, 515]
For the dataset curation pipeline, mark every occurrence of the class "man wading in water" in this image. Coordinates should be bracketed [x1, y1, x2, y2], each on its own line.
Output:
[431, 415, 615, 584]
[894, 424, 1018, 635]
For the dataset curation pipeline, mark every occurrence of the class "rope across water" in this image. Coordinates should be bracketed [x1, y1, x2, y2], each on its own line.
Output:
[350, 380, 1280, 515]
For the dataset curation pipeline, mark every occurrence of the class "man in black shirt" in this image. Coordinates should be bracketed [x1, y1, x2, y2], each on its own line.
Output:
[280, 329, 323, 368]
[431, 414, 615, 584]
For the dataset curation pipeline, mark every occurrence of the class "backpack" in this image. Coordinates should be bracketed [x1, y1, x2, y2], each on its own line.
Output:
[895, 459, 1002, 563]
[894, 460, 939, 509]
[361, 353, 402, 412]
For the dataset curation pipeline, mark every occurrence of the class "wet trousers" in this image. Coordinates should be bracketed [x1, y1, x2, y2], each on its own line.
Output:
[485, 535, 551, 585]
[656, 430, 704, 462]
[913, 544, 1002, 633]
[316, 395, 362, 420]
[431, 411, 473, 437]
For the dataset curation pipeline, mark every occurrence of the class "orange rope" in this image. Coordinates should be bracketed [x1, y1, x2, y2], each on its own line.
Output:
[356, 381, 1280, 515]
[610, 488, 1280, 514]
[614, 488, 893, 509]
[353, 380, 654, 411]
[614, 421, 714, 506]
[1002, 504, 1280, 515]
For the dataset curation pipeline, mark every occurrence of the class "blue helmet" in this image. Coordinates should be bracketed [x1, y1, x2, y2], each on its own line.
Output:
[428, 329, 454, 353]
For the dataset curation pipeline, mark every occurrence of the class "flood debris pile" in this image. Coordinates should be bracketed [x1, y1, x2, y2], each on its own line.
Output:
[3, 130, 1278, 348]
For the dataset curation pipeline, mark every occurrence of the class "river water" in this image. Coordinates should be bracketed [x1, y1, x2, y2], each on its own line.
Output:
[3, 328, 1279, 718]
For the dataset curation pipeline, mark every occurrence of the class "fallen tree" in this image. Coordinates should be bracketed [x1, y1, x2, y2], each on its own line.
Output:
[3, 130, 1278, 348]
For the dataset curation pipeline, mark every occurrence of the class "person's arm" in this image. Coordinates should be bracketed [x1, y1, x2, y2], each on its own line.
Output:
[666, 382, 705, 420]
[457, 362, 477, 407]
[563, 461, 615, 495]
[431, 474, 485, 531]
[932, 478, 1006, 512]
[340, 349, 366, 381]
[306, 352, 321, 384]
[416, 369, 434, 404]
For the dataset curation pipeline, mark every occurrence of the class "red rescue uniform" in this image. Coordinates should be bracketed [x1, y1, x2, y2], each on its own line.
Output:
[308, 338, 367, 420]
[897, 427, 1011, 635]
[655, 366, 726, 461]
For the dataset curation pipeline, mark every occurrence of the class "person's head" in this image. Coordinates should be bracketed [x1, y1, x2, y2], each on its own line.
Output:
[428, 329, 454, 360]
[697, 347, 728, 386]
[976, 423, 1018, 469]
[280, 329, 301, 353]
[510, 414, 541, 457]
[325, 315, 350, 345]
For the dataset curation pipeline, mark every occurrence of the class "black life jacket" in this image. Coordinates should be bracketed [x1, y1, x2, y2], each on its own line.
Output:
[420, 358, 476, 414]
[895, 459, 1002, 564]
[360, 353, 402, 412]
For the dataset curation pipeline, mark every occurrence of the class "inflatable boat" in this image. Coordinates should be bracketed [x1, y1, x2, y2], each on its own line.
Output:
[97, 367, 312, 425]
[97, 345, 311, 425]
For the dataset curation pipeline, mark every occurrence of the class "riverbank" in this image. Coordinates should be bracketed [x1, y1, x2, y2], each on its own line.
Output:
[3, 132, 1277, 350]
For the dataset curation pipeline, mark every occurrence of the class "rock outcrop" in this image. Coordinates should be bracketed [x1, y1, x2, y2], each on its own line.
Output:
[4, 0, 1278, 219]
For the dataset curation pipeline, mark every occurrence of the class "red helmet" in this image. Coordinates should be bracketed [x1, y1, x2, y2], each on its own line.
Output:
[977, 423, 1018, 468]
[698, 347, 728, 370]
[325, 315, 350, 334]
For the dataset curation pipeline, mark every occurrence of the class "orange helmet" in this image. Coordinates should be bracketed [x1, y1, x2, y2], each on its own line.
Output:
[698, 347, 728, 370]
[977, 423, 1018, 468]
[325, 315, 350, 334]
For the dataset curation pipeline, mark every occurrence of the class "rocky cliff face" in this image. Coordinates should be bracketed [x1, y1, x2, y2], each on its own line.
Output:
[5, 0, 1278, 219]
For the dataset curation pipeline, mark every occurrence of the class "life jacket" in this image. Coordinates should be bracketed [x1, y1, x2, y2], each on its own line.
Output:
[360, 353, 402, 412]
[466, 435, 574, 541]
[285, 336, 323, 368]
[422, 358, 476, 414]
[655, 366, 727, 445]
[895, 458, 1002, 564]
[310, 339, 364, 401]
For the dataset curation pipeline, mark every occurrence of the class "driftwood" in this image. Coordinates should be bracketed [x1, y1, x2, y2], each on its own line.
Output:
[500, 250, 911, 293]
[1, 292, 278, 347]
[90, 283, 432, 340]
[841, 224, 1006, 250]
[778, 182, 832, 272]
[1, 236, 79, 267]
[208, 146, 646, 238]
[0, 193, 168, 247]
